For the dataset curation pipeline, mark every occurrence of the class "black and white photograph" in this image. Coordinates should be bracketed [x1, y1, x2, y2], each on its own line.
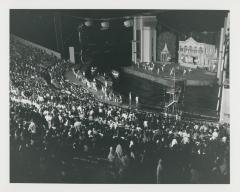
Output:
[8, 9, 231, 184]
[2, 0, 240, 190]
[7, 8, 232, 185]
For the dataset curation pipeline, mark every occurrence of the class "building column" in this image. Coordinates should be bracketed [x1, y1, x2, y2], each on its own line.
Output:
[132, 17, 137, 63]
[133, 16, 157, 63]
[153, 29, 157, 61]
[217, 28, 225, 85]
[69, 46, 75, 63]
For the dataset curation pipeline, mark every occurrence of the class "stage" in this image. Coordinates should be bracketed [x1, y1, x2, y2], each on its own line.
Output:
[65, 67, 218, 120]
[122, 65, 217, 87]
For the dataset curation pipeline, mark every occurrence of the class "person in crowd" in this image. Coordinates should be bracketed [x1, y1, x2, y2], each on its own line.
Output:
[9, 38, 230, 184]
[156, 158, 164, 184]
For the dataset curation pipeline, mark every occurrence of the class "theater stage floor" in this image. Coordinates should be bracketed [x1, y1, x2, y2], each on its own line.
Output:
[65, 70, 218, 119]
[123, 66, 217, 87]
[115, 72, 218, 119]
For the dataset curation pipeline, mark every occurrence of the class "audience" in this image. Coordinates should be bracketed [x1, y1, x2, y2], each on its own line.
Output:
[10, 38, 230, 183]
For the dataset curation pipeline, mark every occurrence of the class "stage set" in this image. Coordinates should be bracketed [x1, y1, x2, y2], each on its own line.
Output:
[66, 13, 230, 123]
[65, 13, 229, 123]
[11, 11, 229, 123]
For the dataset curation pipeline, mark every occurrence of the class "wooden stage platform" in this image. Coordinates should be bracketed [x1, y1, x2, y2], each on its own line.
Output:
[122, 66, 217, 87]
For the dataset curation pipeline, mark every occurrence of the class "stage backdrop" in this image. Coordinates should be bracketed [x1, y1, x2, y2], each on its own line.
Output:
[156, 31, 177, 62]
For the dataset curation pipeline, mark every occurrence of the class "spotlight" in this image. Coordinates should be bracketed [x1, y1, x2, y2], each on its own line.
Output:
[124, 20, 133, 27]
[101, 21, 109, 30]
[84, 20, 93, 27]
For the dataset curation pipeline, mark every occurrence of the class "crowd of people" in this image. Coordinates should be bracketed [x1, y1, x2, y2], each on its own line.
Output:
[72, 68, 123, 104]
[10, 38, 230, 183]
[134, 61, 191, 79]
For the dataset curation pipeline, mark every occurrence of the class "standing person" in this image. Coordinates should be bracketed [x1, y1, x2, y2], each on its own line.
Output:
[135, 96, 139, 106]
[183, 69, 187, 76]
[129, 92, 132, 106]
[156, 158, 164, 184]
[108, 147, 116, 163]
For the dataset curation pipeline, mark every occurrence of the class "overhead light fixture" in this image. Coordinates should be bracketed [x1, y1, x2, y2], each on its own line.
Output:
[101, 21, 110, 30]
[124, 20, 133, 27]
[84, 20, 93, 27]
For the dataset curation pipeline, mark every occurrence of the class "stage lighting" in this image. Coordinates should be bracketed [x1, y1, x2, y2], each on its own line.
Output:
[84, 20, 93, 27]
[101, 21, 110, 30]
[124, 20, 133, 27]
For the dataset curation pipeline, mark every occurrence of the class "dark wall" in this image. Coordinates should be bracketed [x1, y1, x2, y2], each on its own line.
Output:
[10, 10, 133, 68]
[10, 10, 57, 51]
